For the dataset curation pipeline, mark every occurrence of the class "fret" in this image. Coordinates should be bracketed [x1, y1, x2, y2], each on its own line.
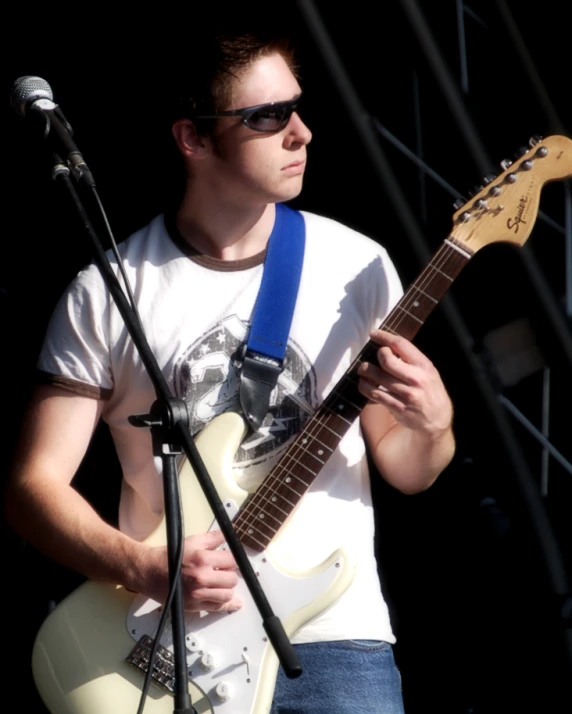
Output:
[241, 499, 291, 530]
[321, 407, 353, 429]
[267, 472, 307, 498]
[235, 238, 473, 552]
[254, 493, 291, 518]
[297, 436, 334, 459]
[409, 286, 439, 304]
[250, 507, 283, 528]
[396, 294, 438, 321]
[383, 326, 400, 336]
[426, 264, 455, 282]
[239, 525, 276, 551]
[325, 386, 366, 415]
[254, 485, 296, 514]
[276, 457, 319, 482]
[306, 418, 346, 444]
[241, 513, 278, 539]
[280, 449, 326, 473]
[329, 379, 368, 408]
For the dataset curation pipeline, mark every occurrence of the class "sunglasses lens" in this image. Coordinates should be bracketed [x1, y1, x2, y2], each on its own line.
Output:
[247, 102, 296, 132]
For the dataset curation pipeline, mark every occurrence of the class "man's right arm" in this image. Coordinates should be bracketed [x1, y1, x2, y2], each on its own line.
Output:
[4, 384, 241, 611]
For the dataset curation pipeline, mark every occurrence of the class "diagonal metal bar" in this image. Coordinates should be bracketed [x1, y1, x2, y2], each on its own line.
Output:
[371, 117, 568, 236]
[498, 394, 572, 476]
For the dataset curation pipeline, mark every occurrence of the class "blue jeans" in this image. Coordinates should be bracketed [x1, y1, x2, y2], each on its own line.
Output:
[270, 640, 405, 714]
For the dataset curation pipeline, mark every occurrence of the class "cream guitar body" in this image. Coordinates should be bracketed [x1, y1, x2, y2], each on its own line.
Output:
[31, 412, 356, 714]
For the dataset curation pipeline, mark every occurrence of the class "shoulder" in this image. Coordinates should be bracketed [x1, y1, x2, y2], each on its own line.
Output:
[116, 214, 172, 261]
[72, 214, 171, 287]
[301, 210, 389, 255]
[300, 210, 397, 274]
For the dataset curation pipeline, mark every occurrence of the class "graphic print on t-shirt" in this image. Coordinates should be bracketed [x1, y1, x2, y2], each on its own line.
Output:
[173, 314, 317, 475]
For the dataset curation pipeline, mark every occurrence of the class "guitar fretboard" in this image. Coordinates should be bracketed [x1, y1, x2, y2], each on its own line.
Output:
[234, 237, 473, 551]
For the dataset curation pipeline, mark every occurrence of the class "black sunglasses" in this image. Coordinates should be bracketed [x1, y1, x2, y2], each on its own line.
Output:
[194, 95, 302, 133]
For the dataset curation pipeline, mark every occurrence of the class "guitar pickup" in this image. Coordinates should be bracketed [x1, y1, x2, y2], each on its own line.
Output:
[126, 634, 176, 693]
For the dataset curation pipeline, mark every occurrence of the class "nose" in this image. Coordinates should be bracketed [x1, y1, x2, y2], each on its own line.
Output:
[284, 111, 312, 147]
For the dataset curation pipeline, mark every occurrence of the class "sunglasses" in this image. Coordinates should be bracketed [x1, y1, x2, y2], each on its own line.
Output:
[194, 95, 302, 133]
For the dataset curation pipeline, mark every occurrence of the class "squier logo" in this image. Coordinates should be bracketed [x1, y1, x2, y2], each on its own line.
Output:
[507, 195, 528, 233]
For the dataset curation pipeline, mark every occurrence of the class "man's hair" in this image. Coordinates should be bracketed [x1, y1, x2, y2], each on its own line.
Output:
[168, 27, 299, 130]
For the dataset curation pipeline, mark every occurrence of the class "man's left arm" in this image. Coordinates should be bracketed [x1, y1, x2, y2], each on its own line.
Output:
[359, 329, 455, 494]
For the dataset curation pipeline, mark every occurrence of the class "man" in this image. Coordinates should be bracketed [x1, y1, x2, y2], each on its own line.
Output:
[5, 28, 455, 714]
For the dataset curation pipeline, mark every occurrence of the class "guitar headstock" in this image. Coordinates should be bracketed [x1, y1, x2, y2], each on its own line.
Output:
[451, 134, 572, 253]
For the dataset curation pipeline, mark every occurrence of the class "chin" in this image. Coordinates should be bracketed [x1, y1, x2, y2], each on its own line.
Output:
[272, 178, 305, 204]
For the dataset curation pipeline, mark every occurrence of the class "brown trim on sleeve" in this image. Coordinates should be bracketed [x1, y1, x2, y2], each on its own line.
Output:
[36, 370, 113, 400]
[163, 212, 267, 272]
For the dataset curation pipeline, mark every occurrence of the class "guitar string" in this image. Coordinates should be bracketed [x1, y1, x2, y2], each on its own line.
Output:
[232, 239, 470, 547]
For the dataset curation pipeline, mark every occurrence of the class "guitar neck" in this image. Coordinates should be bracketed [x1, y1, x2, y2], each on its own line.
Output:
[234, 236, 474, 552]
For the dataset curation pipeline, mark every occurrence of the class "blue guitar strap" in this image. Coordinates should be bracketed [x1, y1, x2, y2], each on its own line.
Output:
[239, 202, 305, 431]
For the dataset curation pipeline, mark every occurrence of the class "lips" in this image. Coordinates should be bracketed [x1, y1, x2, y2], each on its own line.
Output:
[282, 160, 306, 172]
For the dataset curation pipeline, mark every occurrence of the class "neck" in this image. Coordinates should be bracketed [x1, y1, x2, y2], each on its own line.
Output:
[175, 181, 276, 261]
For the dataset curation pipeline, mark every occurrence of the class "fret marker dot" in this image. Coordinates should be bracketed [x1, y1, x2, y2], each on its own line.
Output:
[413, 300, 420, 307]
[248, 529, 253, 535]
[318, 449, 324, 456]
[259, 513, 264, 519]
[338, 404, 344, 410]
[285, 477, 291, 483]
[271, 496, 277, 502]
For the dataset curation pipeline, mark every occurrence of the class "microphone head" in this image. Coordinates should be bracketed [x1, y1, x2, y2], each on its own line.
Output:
[10, 75, 54, 116]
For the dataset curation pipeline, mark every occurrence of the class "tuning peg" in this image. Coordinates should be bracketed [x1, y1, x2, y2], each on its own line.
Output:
[500, 159, 513, 171]
[467, 185, 484, 197]
[482, 172, 497, 185]
[453, 197, 466, 210]
[514, 146, 529, 158]
[521, 159, 534, 171]
[529, 135, 543, 147]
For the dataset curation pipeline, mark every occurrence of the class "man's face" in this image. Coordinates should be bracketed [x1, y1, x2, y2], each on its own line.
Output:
[204, 52, 312, 205]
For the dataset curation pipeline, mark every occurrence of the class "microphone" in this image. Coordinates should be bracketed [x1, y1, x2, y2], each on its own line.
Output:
[10, 75, 95, 187]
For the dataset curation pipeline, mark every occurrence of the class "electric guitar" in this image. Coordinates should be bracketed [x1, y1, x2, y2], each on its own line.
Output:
[31, 135, 572, 714]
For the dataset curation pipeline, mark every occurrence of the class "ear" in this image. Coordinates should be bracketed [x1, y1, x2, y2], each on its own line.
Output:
[171, 119, 211, 160]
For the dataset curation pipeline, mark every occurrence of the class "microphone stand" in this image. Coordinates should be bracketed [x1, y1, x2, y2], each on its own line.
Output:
[45, 151, 302, 713]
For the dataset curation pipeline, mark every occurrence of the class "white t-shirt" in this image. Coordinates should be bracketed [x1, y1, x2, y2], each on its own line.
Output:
[38, 208, 404, 644]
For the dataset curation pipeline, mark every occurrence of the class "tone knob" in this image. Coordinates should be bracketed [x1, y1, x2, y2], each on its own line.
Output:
[215, 681, 234, 702]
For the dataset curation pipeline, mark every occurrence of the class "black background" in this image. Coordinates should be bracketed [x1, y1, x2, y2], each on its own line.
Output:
[3, 2, 571, 713]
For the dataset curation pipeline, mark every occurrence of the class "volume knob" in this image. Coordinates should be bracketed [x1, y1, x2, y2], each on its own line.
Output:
[200, 652, 217, 671]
